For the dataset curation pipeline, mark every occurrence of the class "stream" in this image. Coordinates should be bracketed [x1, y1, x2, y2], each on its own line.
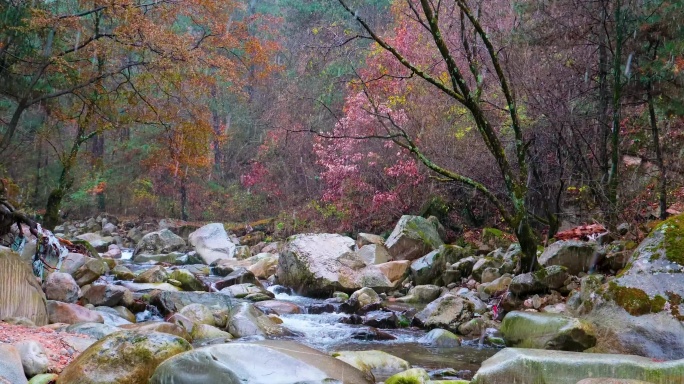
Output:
[117, 251, 499, 382]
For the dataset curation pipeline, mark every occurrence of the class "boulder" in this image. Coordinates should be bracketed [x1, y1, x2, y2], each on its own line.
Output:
[47, 301, 104, 324]
[155, 292, 240, 315]
[220, 283, 273, 300]
[65, 322, 120, 339]
[134, 265, 168, 284]
[149, 340, 374, 384]
[44, 272, 81, 303]
[471, 257, 504, 282]
[72, 258, 109, 286]
[471, 348, 684, 384]
[0, 248, 48, 325]
[27, 374, 59, 384]
[82, 284, 128, 307]
[178, 303, 215, 326]
[119, 322, 191, 341]
[168, 269, 205, 291]
[410, 245, 462, 285]
[254, 300, 302, 315]
[120, 282, 181, 293]
[356, 233, 385, 248]
[397, 284, 441, 303]
[376, 260, 410, 285]
[539, 240, 600, 276]
[385, 215, 444, 261]
[188, 223, 236, 265]
[0, 344, 28, 384]
[16, 340, 49, 377]
[501, 311, 596, 351]
[348, 287, 382, 309]
[58, 253, 87, 275]
[214, 267, 259, 290]
[56, 330, 192, 384]
[134, 229, 186, 256]
[413, 294, 474, 332]
[76, 233, 113, 252]
[277, 234, 394, 296]
[226, 302, 290, 338]
[508, 272, 548, 297]
[111, 265, 136, 281]
[247, 253, 279, 279]
[418, 328, 461, 347]
[190, 323, 233, 343]
[357, 244, 390, 265]
[582, 303, 684, 360]
[384, 368, 431, 384]
[332, 350, 410, 378]
[102, 244, 122, 259]
[478, 275, 513, 296]
[608, 214, 684, 314]
[101, 223, 118, 237]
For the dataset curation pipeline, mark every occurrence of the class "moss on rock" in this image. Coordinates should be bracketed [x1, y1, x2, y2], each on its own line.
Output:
[607, 282, 667, 316]
[655, 214, 684, 265]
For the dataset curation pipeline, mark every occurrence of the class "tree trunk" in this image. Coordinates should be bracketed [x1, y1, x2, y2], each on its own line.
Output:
[516, 215, 539, 273]
[180, 180, 188, 221]
[0, 100, 27, 153]
[648, 88, 667, 220]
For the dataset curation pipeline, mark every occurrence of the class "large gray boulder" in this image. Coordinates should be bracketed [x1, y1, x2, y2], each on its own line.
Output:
[413, 294, 473, 332]
[134, 229, 186, 256]
[608, 214, 684, 313]
[56, 330, 191, 384]
[149, 340, 374, 384]
[539, 240, 599, 275]
[44, 272, 81, 303]
[226, 302, 289, 338]
[582, 303, 684, 360]
[385, 215, 444, 261]
[357, 244, 390, 265]
[155, 291, 243, 314]
[76, 233, 113, 252]
[567, 214, 684, 360]
[0, 344, 28, 384]
[16, 340, 49, 377]
[500, 311, 596, 351]
[277, 234, 393, 296]
[188, 223, 236, 265]
[0, 247, 48, 325]
[471, 348, 684, 384]
[410, 244, 468, 285]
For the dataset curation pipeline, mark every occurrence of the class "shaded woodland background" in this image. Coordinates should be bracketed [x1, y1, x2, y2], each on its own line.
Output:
[2, 0, 683, 240]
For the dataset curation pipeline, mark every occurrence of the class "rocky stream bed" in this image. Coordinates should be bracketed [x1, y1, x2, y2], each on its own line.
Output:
[2, 214, 684, 383]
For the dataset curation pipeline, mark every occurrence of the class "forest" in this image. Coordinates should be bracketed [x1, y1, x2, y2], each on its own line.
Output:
[2, 0, 683, 251]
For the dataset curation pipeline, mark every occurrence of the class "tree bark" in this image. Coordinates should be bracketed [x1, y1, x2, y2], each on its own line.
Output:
[648, 88, 667, 220]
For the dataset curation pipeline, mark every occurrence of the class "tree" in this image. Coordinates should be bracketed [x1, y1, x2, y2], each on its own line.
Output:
[1, 0, 278, 227]
[335, 0, 542, 271]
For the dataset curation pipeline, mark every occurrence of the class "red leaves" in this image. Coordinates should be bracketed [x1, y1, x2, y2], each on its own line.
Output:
[555, 224, 607, 241]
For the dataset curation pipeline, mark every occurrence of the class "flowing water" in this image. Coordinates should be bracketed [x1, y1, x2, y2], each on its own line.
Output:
[116, 258, 499, 381]
[271, 291, 499, 381]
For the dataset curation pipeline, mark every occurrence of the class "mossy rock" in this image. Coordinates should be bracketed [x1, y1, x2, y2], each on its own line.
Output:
[472, 348, 684, 384]
[385, 368, 430, 384]
[56, 330, 191, 384]
[386, 216, 444, 261]
[500, 311, 596, 351]
[609, 213, 684, 319]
